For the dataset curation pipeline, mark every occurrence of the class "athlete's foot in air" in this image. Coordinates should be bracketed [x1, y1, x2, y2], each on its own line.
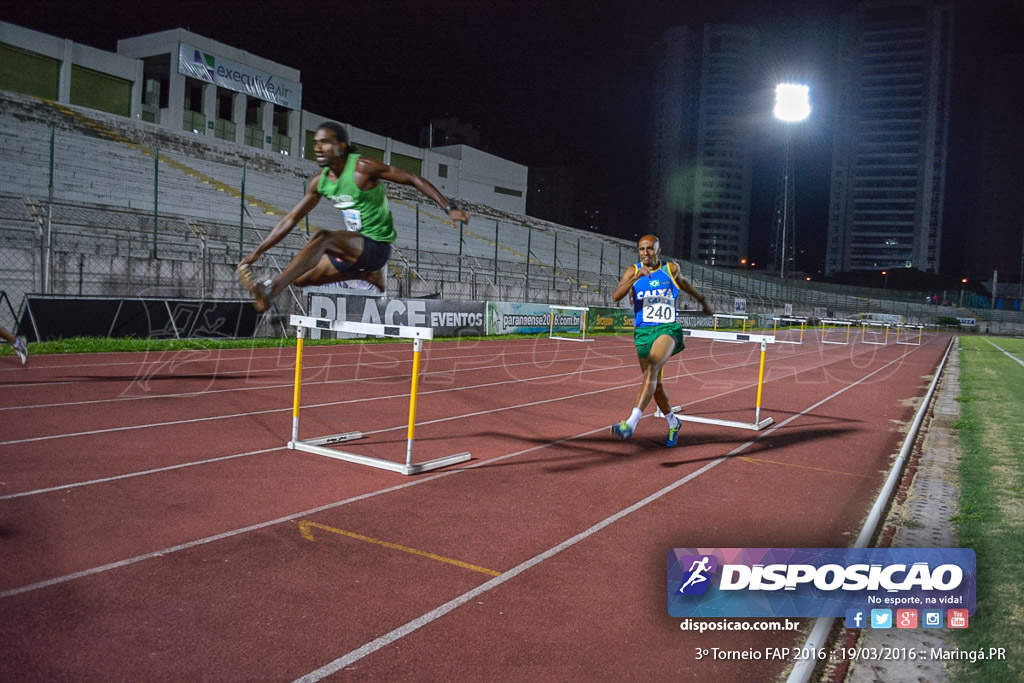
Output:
[238, 265, 273, 312]
[365, 269, 385, 293]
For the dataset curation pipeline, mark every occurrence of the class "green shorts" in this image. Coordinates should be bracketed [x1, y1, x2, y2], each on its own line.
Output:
[633, 323, 685, 359]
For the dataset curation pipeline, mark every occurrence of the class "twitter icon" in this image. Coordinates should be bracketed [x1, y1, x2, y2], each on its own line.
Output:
[870, 609, 892, 629]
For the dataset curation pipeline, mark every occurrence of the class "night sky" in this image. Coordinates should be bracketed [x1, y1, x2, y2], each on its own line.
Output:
[3, 0, 1022, 277]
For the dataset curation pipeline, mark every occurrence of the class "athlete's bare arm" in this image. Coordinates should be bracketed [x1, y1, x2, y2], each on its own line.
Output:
[238, 176, 322, 269]
[612, 264, 651, 302]
[354, 157, 470, 226]
[667, 262, 713, 315]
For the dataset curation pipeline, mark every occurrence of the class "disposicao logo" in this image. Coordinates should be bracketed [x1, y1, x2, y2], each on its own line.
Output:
[675, 555, 718, 596]
[667, 548, 976, 618]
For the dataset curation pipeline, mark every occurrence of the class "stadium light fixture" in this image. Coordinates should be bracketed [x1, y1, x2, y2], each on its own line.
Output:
[774, 83, 811, 123]
[773, 83, 810, 279]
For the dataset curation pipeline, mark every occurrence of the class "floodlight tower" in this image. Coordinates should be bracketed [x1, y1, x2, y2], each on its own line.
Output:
[772, 83, 810, 279]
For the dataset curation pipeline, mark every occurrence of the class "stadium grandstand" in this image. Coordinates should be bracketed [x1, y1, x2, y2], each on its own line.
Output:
[2, 21, 1020, 339]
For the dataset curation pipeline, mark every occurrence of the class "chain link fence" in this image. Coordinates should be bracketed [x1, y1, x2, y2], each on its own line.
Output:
[2, 114, 1021, 337]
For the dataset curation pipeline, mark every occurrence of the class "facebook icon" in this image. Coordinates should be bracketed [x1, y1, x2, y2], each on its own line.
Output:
[845, 609, 866, 629]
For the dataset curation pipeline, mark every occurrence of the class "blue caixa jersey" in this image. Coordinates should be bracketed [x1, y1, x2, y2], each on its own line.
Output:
[632, 262, 680, 328]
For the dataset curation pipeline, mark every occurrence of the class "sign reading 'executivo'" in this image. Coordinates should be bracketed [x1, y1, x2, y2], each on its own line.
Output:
[667, 548, 975, 618]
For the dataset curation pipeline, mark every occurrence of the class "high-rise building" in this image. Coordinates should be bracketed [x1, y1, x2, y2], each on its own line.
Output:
[647, 26, 701, 258]
[825, 0, 954, 276]
[647, 24, 758, 265]
[963, 53, 1024, 282]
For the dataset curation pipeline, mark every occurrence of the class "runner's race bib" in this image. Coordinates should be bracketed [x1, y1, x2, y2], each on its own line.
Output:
[341, 208, 363, 232]
[642, 296, 676, 324]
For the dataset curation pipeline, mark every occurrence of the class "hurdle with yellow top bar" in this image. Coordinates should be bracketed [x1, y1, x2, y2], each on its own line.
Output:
[712, 314, 753, 343]
[288, 315, 471, 475]
[772, 316, 807, 345]
[820, 319, 853, 345]
[859, 320, 890, 345]
[548, 304, 593, 342]
[670, 328, 776, 431]
[895, 323, 923, 346]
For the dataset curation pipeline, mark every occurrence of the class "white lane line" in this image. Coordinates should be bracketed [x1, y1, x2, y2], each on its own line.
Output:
[292, 345, 924, 682]
[0, 448, 281, 501]
[0, 344, 923, 603]
[982, 337, 1024, 368]
[0, 339, 633, 388]
[0, 341, 788, 447]
[0, 347, 634, 412]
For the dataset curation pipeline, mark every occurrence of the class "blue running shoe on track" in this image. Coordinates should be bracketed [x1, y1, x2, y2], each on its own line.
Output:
[611, 421, 633, 440]
[665, 420, 681, 447]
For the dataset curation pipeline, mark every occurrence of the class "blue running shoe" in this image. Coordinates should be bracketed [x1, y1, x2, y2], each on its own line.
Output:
[611, 420, 633, 440]
[665, 420, 681, 447]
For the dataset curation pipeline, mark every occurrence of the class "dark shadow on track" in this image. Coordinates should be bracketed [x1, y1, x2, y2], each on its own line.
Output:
[660, 426, 860, 467]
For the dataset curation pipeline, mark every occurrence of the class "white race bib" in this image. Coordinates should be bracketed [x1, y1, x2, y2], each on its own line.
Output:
[341, 208, 363, 232]
[642, 296, 676, 324]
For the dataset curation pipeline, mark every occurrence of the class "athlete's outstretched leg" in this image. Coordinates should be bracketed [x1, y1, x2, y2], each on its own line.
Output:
[613, 334, 676, 440]
[240, 231, 364, 311]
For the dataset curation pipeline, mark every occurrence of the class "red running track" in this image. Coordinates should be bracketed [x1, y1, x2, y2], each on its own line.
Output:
[0, 331, 950, 681]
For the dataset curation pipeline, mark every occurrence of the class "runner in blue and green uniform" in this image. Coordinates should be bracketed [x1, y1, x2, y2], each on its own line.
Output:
[610, 235, 713, 446]
[238, 122, 469, 312]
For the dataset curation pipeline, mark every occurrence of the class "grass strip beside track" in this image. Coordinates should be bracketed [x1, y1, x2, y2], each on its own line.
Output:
[952, 336, 1024, 681]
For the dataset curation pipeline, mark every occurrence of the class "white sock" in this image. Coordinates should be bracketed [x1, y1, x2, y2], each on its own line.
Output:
[626, 407, 642, 430]
[666, 412, 679, 429]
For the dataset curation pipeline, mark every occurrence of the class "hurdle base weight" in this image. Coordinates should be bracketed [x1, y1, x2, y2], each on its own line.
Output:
[300, 431, 362, 446]
[289, 439, 471, 475]
[677, 415, 774, 431]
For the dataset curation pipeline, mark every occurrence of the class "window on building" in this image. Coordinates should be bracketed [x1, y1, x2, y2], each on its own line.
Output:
[0, 44, 59, 100]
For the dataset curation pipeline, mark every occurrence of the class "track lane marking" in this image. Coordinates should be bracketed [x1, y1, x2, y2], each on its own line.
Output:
[298, 521, 500, 576]
[738, 457, 884, 479]
[982, 338, 1024, 368]
[0, 343, 929, 604]
[292, 345, 926, 682]
[0, 336, 914, 446]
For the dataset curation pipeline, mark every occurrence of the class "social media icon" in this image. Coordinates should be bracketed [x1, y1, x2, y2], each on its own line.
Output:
[923, 609, 943, 628]
[870, 609, 892, 628]
[845, 609, 866, 629]
[897, 609, 918, 628]
[948, 609, 969, 629]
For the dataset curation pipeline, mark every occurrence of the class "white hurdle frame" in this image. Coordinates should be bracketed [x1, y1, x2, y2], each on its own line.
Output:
[896, 323, 923, 346]
[859, 320, 890, 345]
[548, 304, 593, 342]
[288, 315, 471, 475]
[772, 316, 807, 345]
[672, 329, 776, 431]
[712, 314, 752, 343]
[820, 319, 853, 345]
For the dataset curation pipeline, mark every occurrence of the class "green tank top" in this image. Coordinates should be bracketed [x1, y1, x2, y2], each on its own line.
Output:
[316, 154, 396, 243]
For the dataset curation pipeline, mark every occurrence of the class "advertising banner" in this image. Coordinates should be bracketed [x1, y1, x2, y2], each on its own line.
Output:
[586, 307, 634, 333]
[178, 43, 301, 110]
[668, 548, 976, 618]
[306, 294, 485, 339]
[486, 301, 557, 335]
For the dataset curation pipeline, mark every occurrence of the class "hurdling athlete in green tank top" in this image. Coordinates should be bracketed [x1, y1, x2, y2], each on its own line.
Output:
[316, 154, 397, 244]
